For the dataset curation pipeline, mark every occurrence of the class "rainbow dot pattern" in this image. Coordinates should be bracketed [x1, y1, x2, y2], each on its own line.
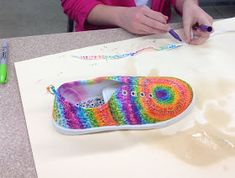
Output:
[49, 76, 193, 130]
[71, 44, 183, 61]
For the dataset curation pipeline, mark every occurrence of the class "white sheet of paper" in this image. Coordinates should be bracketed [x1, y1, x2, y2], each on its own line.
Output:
[15, 18, 235, 178]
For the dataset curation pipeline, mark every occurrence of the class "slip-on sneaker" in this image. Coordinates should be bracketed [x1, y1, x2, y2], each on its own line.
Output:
[48, 76, 194, 135]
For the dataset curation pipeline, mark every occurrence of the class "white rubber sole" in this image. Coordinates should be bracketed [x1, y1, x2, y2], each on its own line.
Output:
[52, 95, 195, 135]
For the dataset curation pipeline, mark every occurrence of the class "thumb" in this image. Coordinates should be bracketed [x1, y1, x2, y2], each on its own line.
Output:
[183, 20, 192, 43]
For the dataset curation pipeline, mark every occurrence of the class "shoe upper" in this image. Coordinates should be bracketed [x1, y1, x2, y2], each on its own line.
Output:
[49, 76, 193, 129]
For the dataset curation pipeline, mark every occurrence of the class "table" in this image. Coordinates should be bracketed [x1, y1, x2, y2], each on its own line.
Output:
[2, 20, 235, 177]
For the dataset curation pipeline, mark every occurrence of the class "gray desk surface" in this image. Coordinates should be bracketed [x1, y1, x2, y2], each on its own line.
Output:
[0, 25, 181, 178]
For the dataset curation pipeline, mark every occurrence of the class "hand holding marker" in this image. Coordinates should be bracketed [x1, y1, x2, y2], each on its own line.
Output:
[168, 23, 213, 42]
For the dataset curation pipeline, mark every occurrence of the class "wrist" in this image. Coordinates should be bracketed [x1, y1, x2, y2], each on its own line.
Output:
[87, 5, 126, 27]
[113, 7, 129, 28]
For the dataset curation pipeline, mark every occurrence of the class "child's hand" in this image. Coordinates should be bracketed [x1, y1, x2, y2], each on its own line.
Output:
[117, 6, 169, 35]
[182, 0, 213, 45]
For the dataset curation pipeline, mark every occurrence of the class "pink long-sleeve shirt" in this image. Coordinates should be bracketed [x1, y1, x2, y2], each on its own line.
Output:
[61, 0, 176, 31]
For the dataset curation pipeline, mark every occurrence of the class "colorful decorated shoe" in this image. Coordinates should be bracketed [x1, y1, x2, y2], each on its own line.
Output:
[48, 76, 194, 135]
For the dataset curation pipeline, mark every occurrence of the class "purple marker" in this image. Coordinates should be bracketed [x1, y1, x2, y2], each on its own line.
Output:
[198, 24, 213, 32]
[168, 29, 182, 42]
[193, 23, 213, 32]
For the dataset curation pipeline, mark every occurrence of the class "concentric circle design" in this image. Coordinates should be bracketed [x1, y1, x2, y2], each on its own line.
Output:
[154, 87, 174, 104]
[138, 77, 193, 121]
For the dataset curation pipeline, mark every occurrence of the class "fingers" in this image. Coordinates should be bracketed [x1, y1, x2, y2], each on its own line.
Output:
[184, 18, 213, 44]
[194, 30, 210, 38]
[142, 6, 168, 24]
[196, 15, 213, 32]
[183, 18, 194, 43]
[119, 6, 170, 35]
[136, 6, 169, 32]
[189, 30, 210, 45]
[189, 15, 213, 45]
[189, 36, 208, 45]
[137, 23, 166, 35]
[140, 14, 169, 31]
[182, 2, 213, 45]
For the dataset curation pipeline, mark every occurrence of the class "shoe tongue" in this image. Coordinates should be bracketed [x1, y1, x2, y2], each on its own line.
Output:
[102, 85, 118, 103]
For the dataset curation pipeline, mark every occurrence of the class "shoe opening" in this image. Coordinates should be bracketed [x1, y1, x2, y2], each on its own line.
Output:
[58, 80, 121, 108]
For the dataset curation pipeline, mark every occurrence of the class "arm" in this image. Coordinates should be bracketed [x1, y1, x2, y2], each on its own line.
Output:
[86, 4, 123, 26]
[62, 0, 169, 35]
[87, 5, 170, 35]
